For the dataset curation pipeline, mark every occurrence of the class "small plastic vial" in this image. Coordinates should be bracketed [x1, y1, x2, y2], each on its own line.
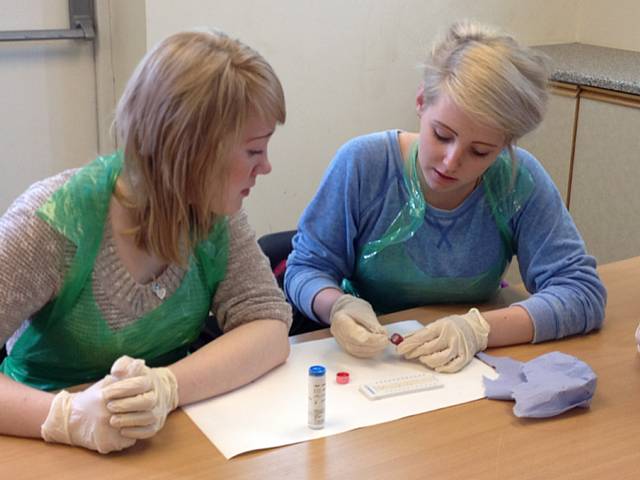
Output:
[308, 365, 326, 429]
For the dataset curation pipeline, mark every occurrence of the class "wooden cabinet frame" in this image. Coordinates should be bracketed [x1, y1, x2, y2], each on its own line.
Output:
[551, 80, 640, 210]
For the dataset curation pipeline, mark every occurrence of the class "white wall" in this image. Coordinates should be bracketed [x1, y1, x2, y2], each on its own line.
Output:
[95, 0, 147, 154]
[0, 0, 97, 214]
[143, 0, 586, 236]
[3, 1, 635, 232]
[0, 0, 146, 215]
[108, 0, 147, 112]
[577, 0, 640, 51]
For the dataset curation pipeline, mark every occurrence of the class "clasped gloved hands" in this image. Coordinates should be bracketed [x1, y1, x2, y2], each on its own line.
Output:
[103, 355, 179, 440]
[41, 355, 178, 454]
[330, 294, 389, 358]
[40, 360, 143, 454]
[397, 308, 491, 373]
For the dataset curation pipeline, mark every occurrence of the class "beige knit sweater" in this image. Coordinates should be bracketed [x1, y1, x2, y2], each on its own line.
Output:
[0, 170, 292, 353]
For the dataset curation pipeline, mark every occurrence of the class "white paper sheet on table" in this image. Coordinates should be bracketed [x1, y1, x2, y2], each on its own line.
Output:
[183, 320, 498, 459]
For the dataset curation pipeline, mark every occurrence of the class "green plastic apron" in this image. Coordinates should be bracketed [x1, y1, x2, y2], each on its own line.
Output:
[343, 143, 534, 314]
[1, 152, 228, 391]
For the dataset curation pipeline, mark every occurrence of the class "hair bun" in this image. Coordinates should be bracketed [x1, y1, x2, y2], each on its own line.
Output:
[448, 20, 497, 43]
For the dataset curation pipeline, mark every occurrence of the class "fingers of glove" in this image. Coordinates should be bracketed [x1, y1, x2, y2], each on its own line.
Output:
[416, 343, 462, 369]
[119, 425, 158, 440]
[330, 314, 356, 338]
[110, 355, 146, 377]
[399, 336, 446, 360]
[107, 390, 156, 413]
[110, 410, 156, 429]
[102, 375, 153, 402]
[331, 295, 384, 334]
[332, 316, 388, 348]
[434, 354, 469, 373]
[125, 359, 148, 377]
[331, 316, 388, 357]
[396, 326, 442, 356]
[358, 318, 386, 335]
[350, 311, 386, 335]
[340, 332, 389, 358]
[63, 386, 139, 454]
[94, 374, 117, 389]
[87, 427, 136, 454]
[348, 303, 385, 334]
[332, 315, 372, 342]
[93, 435, 137, 454]
[397, 322, 451, 358]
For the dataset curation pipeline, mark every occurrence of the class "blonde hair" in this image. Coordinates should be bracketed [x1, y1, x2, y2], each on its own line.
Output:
[114, 29, 285, 265]
[422, 20, 549, 160]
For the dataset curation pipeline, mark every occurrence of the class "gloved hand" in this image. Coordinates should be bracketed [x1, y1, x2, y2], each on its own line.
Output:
[329, 294, 389, 358]
[397, 308, 490, 373]
[103, 355, 179, 440]
[41, 375, 137, 454]
[635, 321, 640, 353]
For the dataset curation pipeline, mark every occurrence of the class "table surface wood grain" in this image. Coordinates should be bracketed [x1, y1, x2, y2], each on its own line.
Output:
[2, 257, 639, 480]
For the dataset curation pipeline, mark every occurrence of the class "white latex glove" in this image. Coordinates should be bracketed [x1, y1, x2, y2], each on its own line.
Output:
[41, 375, 137, 454]
[329, 294, 389, 358]
[103, 355, 179, 440]
[397, 308, 490, 373]
[635, 321, 640, 353]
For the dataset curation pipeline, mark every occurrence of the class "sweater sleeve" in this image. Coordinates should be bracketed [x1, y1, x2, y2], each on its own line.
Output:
[285, 130, 406, 322]
[510, 149, 607, 342]
[211, 210, 292, 333]
[0, 174, 72, 347]
[284, 137, 374, 323]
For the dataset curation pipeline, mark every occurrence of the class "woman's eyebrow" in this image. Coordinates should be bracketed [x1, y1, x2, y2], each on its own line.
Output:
[433, 120, 498, 148]
[246, 130, 274, 141]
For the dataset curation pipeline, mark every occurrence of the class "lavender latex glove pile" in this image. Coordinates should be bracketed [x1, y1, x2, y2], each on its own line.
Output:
[477, 351, 597, 418]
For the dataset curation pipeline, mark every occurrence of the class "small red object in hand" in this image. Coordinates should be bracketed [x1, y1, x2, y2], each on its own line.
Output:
[389, 333, 404, 345]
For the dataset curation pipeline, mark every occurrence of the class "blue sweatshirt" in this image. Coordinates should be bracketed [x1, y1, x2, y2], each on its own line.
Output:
[284, 130, 606, 343]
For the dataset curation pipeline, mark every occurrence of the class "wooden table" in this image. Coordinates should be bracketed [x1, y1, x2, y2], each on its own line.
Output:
[3, 257, 640, 479]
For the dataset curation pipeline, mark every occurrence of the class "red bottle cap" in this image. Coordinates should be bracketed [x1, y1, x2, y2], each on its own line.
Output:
[336, 371, 350, 384]
[389, 333, 404, 345]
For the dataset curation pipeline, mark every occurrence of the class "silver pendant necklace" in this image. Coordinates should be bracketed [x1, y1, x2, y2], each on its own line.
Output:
[151, 280, 167, 300]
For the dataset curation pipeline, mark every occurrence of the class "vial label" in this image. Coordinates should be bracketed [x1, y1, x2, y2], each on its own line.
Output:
[308, 366, 326, 429]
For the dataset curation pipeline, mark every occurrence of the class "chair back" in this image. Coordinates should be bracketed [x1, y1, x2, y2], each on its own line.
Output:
[257, 230, 296, 287]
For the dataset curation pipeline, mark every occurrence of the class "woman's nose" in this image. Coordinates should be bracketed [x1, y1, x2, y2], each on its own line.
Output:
[256, 156, 272, 176]
[442, 144, 463, 172]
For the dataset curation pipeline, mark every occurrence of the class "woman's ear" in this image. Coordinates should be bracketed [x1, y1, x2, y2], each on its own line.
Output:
[416, 83, 426, 117]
